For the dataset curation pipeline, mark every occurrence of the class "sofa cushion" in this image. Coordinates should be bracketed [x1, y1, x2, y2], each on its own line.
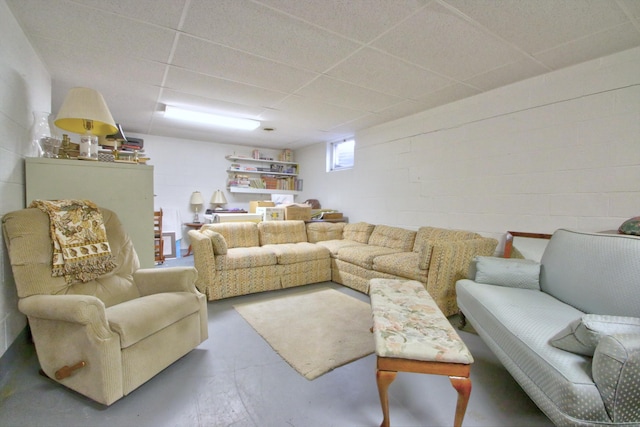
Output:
[258, 220, 307, 245]
[414, 227, 479, 251]
[343, 222, 375, 243]
[262, 242, 330, 265]
[214, 247, 277, 270]
[107, 292, 200, 348]
[201, 229, 228, 255]
[337, 245, 403, 270]
[315, 239, 367, 257]
[550, 314, 640, 356]
[306, 222, 345, 243]
[474, 256, 541, 290]
[368, 225, 416, 251]
[372, 252, 428, 282]
[201, 222, 259, 248]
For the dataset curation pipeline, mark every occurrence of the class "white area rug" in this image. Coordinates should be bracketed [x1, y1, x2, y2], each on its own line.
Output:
[234, 287, 375, 380]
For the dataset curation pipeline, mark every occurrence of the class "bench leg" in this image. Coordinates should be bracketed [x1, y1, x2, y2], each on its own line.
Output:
[376, 369, 397, 427]
[450, 376, 472, 427]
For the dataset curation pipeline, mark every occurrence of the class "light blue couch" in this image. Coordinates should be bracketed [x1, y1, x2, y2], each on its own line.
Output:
[456, 229, 640, 426]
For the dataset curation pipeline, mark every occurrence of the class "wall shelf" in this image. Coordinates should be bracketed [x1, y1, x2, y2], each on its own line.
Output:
[226, 153, 301, 195]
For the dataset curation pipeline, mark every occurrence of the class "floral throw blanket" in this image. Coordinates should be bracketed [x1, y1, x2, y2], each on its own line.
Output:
[30, 199, 116, 284]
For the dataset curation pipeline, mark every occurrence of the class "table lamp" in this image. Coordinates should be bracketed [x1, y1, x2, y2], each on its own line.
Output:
[54, 87, 118, 159]
[210, 190, 227, 211]
[190, 191, 204, 223]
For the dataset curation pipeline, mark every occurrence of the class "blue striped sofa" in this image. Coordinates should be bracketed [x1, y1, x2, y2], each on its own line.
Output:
[457, 229, 640, 426]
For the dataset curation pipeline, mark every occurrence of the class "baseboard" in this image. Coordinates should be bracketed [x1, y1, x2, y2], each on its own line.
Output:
[0, 325, 34, 384]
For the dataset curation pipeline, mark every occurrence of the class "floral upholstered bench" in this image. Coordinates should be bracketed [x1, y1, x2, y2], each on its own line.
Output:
[369, 278, 473, 427]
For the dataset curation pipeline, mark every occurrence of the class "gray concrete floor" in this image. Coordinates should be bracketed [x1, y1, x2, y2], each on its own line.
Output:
[0, 257, 552, 426]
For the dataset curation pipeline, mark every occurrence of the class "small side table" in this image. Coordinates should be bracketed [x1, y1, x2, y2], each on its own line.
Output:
[184, 222, 204, 256]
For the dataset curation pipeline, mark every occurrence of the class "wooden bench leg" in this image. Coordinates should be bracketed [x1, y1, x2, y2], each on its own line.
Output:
[376, 368, 397, 427]
[450, 376, 472, 427]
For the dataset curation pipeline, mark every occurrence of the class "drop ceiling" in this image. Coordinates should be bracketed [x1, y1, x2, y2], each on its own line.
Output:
[7, 0, 640, 149]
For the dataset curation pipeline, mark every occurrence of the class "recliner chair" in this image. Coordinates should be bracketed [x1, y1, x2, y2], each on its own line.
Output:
[2, 206, 208, 405]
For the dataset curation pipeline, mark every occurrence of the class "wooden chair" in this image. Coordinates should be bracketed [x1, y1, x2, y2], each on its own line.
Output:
[154, 209, 164, 264]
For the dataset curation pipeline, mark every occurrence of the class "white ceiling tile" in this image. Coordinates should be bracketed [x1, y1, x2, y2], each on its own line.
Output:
[257, 0, 428, 43]
[172, 35, 318, 93]
[182, 0, 359, 72]
[164, 67, 288, 108]
[414, 83, 481, 110]
[295, 76, 403, 112]
[534, 23, 640, 70]
[70, 0, 187, 28]
[372, 2, 527, 80]
[443, 0, 630, 54]
[8, 0, 176, 63]
[464, 58, 550, 91]
[327, 47, 452, 99]
[267, 95, 366, 130]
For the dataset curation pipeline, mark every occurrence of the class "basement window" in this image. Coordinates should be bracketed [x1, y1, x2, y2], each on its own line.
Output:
[327, 139, 354, 172]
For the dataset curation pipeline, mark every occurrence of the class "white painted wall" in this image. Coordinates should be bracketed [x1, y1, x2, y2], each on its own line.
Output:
[297, 47, 640, 253]
[0, 0, 52, 357]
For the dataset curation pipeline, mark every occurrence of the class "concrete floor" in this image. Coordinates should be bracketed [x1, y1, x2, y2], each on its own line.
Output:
[0, 257, 552, 427]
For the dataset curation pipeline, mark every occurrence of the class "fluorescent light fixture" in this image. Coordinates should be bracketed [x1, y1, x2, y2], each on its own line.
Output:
[164, 106, 260, 130]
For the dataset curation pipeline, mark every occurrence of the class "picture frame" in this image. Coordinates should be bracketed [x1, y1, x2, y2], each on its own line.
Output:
[162, 232, 176, 258]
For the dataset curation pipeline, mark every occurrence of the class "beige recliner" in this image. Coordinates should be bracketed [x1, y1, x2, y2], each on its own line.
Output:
[2, 206, 208, 405]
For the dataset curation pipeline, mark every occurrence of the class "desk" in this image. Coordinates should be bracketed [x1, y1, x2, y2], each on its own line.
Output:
[184, 222, 204, 256]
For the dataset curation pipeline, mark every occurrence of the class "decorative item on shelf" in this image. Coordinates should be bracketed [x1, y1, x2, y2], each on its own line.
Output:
[29, 111, 53, 157]
[190, 191, 204, 223]
[210, 190, 228, 211]
[54, 87, 118, 161]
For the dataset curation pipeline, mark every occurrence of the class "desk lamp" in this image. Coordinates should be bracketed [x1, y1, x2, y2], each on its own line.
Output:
[190, 191, 204, 223]
[54, 87, 118, 159]
[210, 190, 228, 211]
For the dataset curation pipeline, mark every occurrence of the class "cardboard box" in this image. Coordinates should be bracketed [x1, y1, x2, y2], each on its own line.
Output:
[256, 207, 285, 221]
[284, 204, 312, 221]
[249, 200, 275, 213]
[321, 212, 343, 219]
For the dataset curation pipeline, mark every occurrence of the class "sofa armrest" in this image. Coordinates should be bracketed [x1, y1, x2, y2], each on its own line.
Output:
[593, 333, 640, 423]
[18, 294, 113, 339]
[133, 267, 199, 296]
[188, 229, 219, 294]
[426, 237, 498, 317]
[472, 256, 541, 290]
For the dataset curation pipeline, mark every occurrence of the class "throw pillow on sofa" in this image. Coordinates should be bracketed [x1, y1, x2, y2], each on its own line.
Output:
[550, 314, 640, 356]
[473, 256, 541, 290]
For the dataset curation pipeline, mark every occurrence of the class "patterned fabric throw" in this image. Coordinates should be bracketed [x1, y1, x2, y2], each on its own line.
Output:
[30, 199, 116, 283]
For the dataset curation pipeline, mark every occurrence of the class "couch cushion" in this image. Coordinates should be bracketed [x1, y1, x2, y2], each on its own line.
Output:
[107, 292, 200, 348]
[214, 247, 277, 270]
[305, 222, 345, 243]
[201, 222, 259, 248]
[550, 315, 640, 356]
[262, 242, 330, 265]
[372, 252, 427, 282]
[258, 220, 307, 245]
[343, 222, 375, 243]
[368, 225, 416, 251]
[414, 227, 479, 252]
[201, 229, 228, 255]
[315, 239, 367, 257]
[337, 245, 403, 269]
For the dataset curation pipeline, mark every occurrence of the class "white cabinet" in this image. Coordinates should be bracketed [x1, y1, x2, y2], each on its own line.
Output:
[226, 155, 301, 196]
[25, 157, 155, 268]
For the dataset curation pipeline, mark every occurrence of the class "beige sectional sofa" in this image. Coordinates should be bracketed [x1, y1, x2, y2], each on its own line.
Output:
[189, 220, 497, 316]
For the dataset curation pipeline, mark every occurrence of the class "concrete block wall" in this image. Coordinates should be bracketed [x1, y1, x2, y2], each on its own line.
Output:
[0, 0, 52, 358]
[297, 46, 640, 252]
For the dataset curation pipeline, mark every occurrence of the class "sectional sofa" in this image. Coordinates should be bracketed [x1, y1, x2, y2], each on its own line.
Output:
[188, 220, 497, 316]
